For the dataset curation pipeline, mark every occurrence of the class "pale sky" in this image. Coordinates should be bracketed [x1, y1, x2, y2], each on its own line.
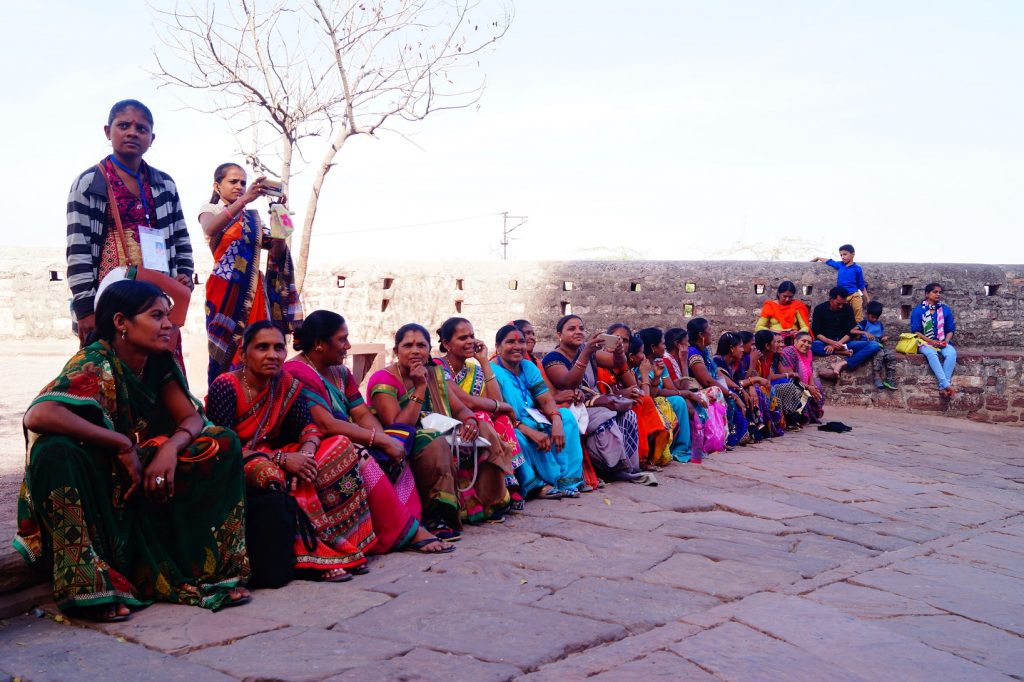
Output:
[2, 0, 1022, 264]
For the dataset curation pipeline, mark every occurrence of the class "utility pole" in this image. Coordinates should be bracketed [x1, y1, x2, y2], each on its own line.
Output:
[501, 211, 528, 260]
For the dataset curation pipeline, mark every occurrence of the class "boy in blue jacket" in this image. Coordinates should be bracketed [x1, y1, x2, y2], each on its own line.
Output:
[855, 301, 897, 390]
[812, 244, 869, 322]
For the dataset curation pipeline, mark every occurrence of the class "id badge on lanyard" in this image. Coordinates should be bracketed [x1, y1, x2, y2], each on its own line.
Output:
[138, 227, 169, 273]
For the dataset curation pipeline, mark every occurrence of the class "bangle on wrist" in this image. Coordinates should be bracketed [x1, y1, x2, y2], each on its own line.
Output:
[408, 393, 424, 404]
[368, 427, 376, 447]
[173, 426, 195, 441]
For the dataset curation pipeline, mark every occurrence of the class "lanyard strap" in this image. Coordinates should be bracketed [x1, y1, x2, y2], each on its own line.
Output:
[108, 155, 150, 221]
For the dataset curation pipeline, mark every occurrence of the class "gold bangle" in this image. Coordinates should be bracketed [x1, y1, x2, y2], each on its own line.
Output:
[408, 394, 425, 404]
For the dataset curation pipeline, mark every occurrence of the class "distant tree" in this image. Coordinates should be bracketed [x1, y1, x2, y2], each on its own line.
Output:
[152, 0, 511, 289]
[711, 237, 827, 261]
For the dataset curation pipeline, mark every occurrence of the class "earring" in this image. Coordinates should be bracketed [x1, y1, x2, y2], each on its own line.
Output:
[315, 344, 323, 352]
[121, 329, 127, 340]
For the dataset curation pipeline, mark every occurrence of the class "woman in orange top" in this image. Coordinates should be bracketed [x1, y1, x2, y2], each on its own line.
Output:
[755, 281, 810, 343]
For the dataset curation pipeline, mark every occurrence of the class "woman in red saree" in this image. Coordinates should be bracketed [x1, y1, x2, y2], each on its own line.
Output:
[201, 163, 301, 387]
[283, 311, 454, 554]
[207, 321, 376, 581]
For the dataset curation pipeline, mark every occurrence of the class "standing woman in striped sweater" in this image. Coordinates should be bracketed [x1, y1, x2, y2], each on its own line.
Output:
[66, 100, 194, 350]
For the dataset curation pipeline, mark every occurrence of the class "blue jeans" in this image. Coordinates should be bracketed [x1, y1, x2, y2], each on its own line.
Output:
[811, 339, 880, 371]
[918, 344, 957, 389]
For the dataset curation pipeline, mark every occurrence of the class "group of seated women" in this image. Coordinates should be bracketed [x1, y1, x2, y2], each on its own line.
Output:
[14, 280, 827, 622]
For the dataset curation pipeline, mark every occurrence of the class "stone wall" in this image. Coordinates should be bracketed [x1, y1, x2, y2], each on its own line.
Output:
[2, 248, 1021, 422]
[820, 350, 1024, 425]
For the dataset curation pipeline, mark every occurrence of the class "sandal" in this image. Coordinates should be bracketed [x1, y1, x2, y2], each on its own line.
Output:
[406, 537, 456, 554]
[428, 522, 462, 542]
[321, 567, 353, 583]
[348, 564, 370, 576]
[561, 488, 581, 499]
[510, 497, 526, 512]
[537, 486, 564, 500]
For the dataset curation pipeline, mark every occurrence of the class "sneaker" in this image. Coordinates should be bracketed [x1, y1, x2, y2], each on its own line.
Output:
[883, 380, 898, 391]
[874, 379, 885, 390]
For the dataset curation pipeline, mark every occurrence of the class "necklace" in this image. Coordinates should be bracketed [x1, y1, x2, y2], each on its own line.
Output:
[301, 352, 342, 390]
[241, 368, 268, 403]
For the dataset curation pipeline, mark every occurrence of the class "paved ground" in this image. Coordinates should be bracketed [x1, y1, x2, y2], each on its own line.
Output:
[2, 406, 1023, 681]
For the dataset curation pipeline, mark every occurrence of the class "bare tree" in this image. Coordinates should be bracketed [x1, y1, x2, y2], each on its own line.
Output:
[151, 0, 511, 289]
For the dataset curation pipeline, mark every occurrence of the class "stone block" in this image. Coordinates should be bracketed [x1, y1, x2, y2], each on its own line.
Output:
[728, 593, 1001, 679]
[783, 515, 913, 552]
[986, 396, 1009, 410]
[851, 567, 1024, 636]
[0, 615, 235, 681]
[877, 615, 1024, 678]
[638, 552, 801, 599]
[674, 537, 838, 578]
[91, 602, 287, 654]
[703, 492, 813, 520]
[521, 621, 701, 681]
[670, 621, 865, 682]
[589, 651, 716, 680]
[182, 626, 412, 680]
[805, 581, 944, 619]
[907, 396, 946, 411]
[533, 576, 719, 633]
[326, 648, 522, 682]
[241, 582, 392, 629]
[333, 588, 626, 669]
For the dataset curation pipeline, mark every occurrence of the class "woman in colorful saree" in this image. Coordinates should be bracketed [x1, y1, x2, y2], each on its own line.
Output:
[710, 332, 754, 447]
[750, 330, 806, 429]
[368, 324, 470, 541]
[780, 332, 826, 424]
[684, 319, 733, 455]
[436, 317, 521, 521]
[283, 311, 453, 554]
[206, 321, 375, 582]
[603, 324, 674, 469]
[734, 330, 783, 440]
[491, 325, 585, 499]
[16, 280, 249, 622]
[755, 281, 811, 343]
[200, 163, 301, 387]
[543, 315, 643, 483]
[632, 328, 700, 463]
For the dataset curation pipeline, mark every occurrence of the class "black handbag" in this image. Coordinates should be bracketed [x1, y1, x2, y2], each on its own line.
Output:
[244, 484, 318, 589]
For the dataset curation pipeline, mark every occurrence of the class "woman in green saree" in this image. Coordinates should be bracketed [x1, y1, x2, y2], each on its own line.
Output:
[15, 280, 249, 622]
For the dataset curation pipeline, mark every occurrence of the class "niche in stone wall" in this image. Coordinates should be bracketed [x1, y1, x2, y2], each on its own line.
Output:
[901, 284, 913, 296]
[563, 281, 574, 291]
[754, 284, 765, 295]
[684, 282, 697, 293]
[900, 304, 911, 320]
[454, 300, 463, 313]
[508, 280, 518, 290]
[803, 285, 813, 296]
[381, 298, 391, 313]
[985, 284, 1001, 296]
[382, 277, 394, 290]
[193, 273, 202, 285]
[48, 270, 62, 282]
[336, 275, 347, 288]
[561, 301, 572, 315]
[455, 279, 464, 291]
[683, 303, 694, 317]
[630, 282, 642, 292]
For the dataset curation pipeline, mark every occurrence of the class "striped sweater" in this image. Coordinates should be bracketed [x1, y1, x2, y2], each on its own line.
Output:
[66, 159, 193, 322]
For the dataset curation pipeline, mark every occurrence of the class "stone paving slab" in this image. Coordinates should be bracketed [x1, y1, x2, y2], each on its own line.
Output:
[1, 406, 1022, 680]
[181, 626, 413, 681]
[324, 647, 521, 682]
[0, 615, 235, 681]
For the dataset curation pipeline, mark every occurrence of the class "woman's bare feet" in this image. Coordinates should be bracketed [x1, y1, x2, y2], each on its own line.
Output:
[81, 604, 131, 622]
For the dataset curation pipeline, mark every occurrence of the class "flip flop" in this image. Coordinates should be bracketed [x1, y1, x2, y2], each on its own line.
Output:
[224, 591, 252, 607]
[406, 537, 456, 554]
[428, 523, 462, 542]
[321, 568, 353, 583]
[537, 487, 564, 500]
[348, 564, 370, 575]
[561, 488, 581, 499]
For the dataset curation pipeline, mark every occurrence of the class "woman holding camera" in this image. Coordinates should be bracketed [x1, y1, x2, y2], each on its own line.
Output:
[200, 163, 301, 387]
